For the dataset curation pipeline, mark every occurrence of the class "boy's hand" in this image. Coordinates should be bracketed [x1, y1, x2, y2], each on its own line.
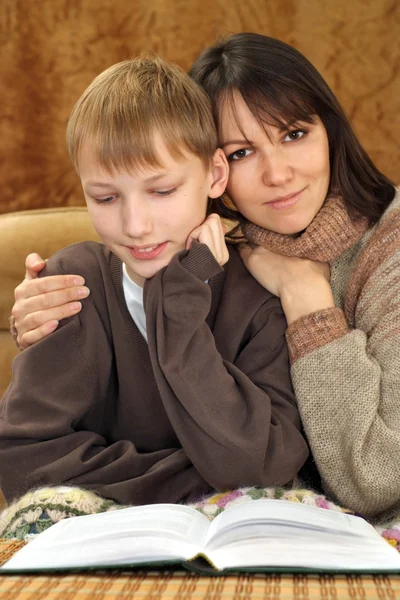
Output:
[186, 214, 229, 267]
[11, 253, 89, 349]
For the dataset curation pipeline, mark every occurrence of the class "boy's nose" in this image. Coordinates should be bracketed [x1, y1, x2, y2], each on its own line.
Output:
[122, 202, 152, 239]
[261, 152, 293, 187]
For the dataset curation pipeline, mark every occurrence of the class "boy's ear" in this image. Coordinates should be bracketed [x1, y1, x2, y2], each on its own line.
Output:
[208, 148, 229, 198]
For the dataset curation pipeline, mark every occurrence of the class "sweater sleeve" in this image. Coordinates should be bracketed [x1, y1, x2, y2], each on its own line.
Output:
[286, 248, 400, 519]
[0, 246, 208, 505]
[143, 243, 309, 491]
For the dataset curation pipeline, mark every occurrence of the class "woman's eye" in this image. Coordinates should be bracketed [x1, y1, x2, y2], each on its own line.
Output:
[284, 129, 306, 142]
[228, 148, 253, 161]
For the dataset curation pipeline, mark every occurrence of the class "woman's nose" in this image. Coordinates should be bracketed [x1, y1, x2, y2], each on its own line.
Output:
[261, 152, 293, 186]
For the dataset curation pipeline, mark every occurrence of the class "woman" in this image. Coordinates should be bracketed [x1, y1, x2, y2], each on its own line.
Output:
[10, 33, 400, 521]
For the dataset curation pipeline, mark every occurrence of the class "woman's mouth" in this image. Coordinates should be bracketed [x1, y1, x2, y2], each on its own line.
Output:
[266, 189, 304, 210]
[127, 242, 168, 260]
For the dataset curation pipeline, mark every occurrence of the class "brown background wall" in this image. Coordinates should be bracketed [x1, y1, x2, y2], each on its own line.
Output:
[1, 0, 399, 215]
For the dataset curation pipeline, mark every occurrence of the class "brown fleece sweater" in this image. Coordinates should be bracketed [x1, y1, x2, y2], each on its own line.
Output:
[0, 241, 308, 504]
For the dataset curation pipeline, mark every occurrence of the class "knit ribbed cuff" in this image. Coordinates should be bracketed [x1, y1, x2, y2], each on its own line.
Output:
[180, 241, 223, 281]
[286, 307, 349, 363]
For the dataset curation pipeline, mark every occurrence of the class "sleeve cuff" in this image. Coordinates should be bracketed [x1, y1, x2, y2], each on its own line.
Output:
[286, 307, 350, 363]
[180, 241, 223, 281]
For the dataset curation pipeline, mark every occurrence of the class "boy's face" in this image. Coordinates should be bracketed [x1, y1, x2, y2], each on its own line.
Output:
[79, 135, 217, 286]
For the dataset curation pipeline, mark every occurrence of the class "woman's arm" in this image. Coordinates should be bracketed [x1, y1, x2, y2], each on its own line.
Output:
[11, 215, 227, 349]
[287, 247, 400, 520]
[11, 253, 88, 348]
[240, 227, 400, 519]
[239, 244, 334, 324]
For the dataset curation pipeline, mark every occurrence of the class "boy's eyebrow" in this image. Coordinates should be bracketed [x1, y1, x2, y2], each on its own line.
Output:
[84, 182, 115, 188]
[143, 171, 170, 183]
[85, 171, 171, 188]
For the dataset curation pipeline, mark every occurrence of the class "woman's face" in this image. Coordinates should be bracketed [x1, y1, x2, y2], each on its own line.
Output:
[219, 91, 330, 235]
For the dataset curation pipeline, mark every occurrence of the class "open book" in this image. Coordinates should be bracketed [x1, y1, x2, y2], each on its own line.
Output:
[2, 499, 400, 574]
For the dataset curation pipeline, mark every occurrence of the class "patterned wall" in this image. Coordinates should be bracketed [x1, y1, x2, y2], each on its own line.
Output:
[0, 0, 399, 214]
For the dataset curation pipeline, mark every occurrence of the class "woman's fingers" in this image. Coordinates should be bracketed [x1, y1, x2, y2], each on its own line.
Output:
[17, 318, 60, 350]
[12, 275, 89, 348]
[15, 285, 89, 313]
[22, 302, 84, 331]
[24, 253, 47, 280]
[14, 301, 84, 349]
[14, 274, 86, 301]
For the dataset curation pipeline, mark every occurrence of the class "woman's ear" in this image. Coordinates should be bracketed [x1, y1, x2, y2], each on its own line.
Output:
[208, 148, 229, 198]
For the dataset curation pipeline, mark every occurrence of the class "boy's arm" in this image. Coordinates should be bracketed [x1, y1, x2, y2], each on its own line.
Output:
[1, 249, 207, 506]
[144, 243, 309, 491]
[11, 253, 87, 349]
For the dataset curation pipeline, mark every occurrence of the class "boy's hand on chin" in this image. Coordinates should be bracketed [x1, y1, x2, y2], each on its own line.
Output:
[186, 214, 229, 267]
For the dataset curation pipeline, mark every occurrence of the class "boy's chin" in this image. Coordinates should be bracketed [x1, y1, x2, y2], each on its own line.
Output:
[126, 257, 171, 285]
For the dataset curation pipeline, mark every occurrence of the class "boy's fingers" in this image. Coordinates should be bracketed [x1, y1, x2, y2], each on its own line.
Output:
[185, 235, 194, 251]
[187, 226, 202, 246]
[210, 216, 228, 265]
[187, 215, 228, 264]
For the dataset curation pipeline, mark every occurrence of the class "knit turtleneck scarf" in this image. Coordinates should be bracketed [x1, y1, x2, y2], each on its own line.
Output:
[242, 196, 369, 263]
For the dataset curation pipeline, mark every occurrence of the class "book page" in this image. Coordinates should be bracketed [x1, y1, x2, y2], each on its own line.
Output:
[203, 500, 400, 571]
[1, 504, 210, 571]
[207, 530, 400, 571]
[205, 499, 376, 548]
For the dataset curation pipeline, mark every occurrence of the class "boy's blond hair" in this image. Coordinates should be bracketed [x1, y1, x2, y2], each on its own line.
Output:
[66, 56, 218, 173]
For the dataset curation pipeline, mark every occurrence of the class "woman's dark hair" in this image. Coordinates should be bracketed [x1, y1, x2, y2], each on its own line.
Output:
[189, 33, 395, 228]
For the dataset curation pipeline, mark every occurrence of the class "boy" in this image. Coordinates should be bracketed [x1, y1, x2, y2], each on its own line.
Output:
[0, 57, 307, 512]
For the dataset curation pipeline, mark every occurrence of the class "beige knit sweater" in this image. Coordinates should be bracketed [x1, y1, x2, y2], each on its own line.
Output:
[284, 189, 400, 521]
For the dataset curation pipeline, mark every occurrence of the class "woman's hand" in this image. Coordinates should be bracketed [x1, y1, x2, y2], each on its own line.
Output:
[186, 213, 229, 267]
[239, 244, 335, 325]
[11, 253, 89, 349]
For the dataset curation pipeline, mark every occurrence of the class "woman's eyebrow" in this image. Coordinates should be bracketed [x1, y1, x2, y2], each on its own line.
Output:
[278, 117, 315, 131]
[221, 138, 253, 148]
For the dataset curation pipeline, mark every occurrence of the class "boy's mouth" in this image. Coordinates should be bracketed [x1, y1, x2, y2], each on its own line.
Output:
[127, 242, 168, 261]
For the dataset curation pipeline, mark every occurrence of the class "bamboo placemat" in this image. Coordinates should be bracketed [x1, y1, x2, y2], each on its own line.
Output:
[0, 539, 399, 599]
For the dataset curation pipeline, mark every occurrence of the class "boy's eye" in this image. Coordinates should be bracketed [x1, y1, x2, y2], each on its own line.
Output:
[227, 148, 253, 162]
[153, 188, 176, 197]
[94, 195, 117, 204]
[284, 129, 306, 142]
